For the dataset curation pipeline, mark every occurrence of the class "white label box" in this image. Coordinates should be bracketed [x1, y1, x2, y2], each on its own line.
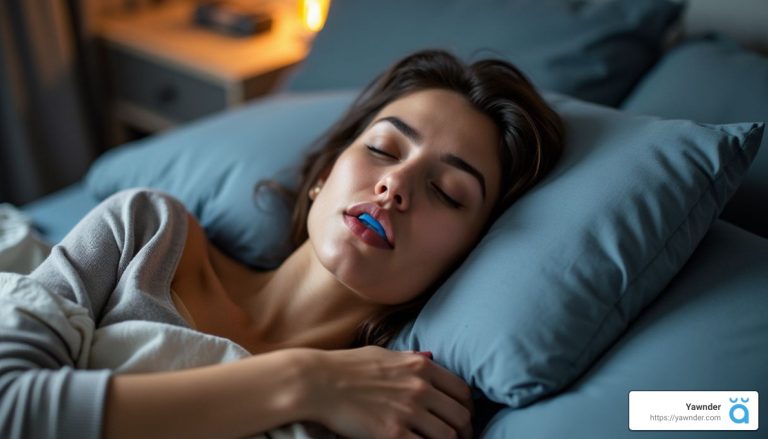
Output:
[629, 391, 758, 431]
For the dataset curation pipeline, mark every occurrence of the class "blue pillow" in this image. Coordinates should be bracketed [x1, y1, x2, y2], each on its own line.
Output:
[621, 35, 768, 239]
[86, 92, 355, 268]
[282, 0, 682, 106]
[482, 220, 768, 437]
[86, 91, 763, 408]
[387, 95, 762, 406]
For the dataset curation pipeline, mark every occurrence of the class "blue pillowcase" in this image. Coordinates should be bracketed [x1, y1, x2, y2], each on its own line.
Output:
[387, 94, 762, 406]
[87, 92, 355, 268]
[621, 35, 768, 239]
[85, 91, 763, 407]
[483, 220, 768, 437]
[282, 0, 682, 106]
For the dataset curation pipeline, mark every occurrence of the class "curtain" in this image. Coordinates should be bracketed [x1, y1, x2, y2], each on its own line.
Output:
[0, 0, 106, 205]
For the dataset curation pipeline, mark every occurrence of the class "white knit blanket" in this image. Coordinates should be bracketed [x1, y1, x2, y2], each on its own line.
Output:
[0, 203, 51, 274]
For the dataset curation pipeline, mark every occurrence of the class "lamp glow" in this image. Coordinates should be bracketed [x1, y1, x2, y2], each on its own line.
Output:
[301, 0, 330, 32]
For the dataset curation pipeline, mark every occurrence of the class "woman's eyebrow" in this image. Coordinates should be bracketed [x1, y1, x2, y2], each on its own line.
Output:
[373, 116, 486, 201]
[374, 116, 422, 143]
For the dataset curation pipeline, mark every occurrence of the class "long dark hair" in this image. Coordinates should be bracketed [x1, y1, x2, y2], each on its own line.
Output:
[260, 49, 564, 347]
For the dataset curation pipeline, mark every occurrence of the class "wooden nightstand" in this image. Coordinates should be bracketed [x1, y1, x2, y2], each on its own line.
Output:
[99, 1, 309, 142]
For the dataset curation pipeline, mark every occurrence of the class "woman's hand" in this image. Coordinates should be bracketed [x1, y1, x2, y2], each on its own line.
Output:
[298, 346, 474, 439]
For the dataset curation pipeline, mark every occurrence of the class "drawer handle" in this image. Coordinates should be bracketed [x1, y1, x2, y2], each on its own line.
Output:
[155, 85, 178, 105]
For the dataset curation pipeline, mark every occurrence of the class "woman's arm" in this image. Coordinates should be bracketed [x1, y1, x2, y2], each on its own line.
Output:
[105, 346, 474, 439]
[0, 190, 192, 439]
[104, 349, 307, 439]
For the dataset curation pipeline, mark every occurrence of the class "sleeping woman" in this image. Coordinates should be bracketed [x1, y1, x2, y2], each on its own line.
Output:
[0, 49, 563, 439]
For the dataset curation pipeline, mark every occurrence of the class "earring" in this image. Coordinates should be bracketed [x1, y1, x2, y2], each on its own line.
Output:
[308, 182, 323, 200]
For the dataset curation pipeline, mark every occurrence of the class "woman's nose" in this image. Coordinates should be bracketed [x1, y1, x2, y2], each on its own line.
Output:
[375, 172, 410, 210]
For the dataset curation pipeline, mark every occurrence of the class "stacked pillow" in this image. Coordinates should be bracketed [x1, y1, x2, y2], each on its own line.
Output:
[282, 0, 682, 106]
[85, 90, 763, 407]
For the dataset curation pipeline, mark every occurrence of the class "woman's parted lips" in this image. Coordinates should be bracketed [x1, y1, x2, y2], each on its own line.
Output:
[344, 202, 395, 247]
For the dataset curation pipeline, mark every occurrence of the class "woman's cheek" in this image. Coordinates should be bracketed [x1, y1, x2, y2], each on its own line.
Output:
[333, 155, 373, 191]
[418, 216, 469, 259]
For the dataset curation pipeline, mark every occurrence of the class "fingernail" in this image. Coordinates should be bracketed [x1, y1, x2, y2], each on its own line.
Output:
[416, 351, 433, 360]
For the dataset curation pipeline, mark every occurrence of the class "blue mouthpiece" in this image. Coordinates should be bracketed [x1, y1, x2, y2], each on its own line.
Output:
[357, 213, 387, 240]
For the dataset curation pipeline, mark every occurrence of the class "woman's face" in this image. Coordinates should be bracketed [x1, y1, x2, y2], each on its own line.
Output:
[307, 88, 501, 305]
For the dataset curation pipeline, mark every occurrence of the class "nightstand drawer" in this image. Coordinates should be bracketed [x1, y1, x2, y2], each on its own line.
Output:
[107, 47, 228, 123]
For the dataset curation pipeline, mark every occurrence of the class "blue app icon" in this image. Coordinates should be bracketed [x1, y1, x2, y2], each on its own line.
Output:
[729, 397, 750, 424]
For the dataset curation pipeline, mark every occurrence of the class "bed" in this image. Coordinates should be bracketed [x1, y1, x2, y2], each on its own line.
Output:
[17, 0, 768, 437]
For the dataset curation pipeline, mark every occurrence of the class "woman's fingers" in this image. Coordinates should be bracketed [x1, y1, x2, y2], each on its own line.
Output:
[406, 353, 474, 415]
[421, 385, 473, 439]
[409, 405, 472, 439]
[399, 353, 473, 438]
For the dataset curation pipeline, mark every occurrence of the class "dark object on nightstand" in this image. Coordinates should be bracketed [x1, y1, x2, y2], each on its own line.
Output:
[193, 1, 273, 37]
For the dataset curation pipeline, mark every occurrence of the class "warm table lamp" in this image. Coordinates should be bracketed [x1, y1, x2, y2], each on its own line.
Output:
[299, 0, 330, 32]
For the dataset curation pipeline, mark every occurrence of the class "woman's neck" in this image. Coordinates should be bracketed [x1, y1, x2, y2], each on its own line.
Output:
[208, 241, 381, 352]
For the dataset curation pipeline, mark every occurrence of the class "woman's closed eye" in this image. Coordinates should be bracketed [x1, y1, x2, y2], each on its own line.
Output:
[366, 144, 397, 159]
[431, 182, 462, 208]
